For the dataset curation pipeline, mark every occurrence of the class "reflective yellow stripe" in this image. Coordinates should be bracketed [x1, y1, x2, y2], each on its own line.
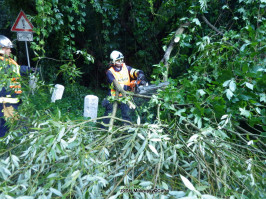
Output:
[130, 68, 139, 79]
[0, 97, 20, 104]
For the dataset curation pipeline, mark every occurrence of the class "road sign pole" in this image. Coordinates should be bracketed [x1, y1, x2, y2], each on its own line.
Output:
[25, 41, 31, 68]
[11, 10, 34, 69]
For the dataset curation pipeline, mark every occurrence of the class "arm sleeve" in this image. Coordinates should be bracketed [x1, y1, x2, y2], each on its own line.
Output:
[19, 65, 31, 76]
[106, 70, 115, 84]
[126, 65, 143, 79]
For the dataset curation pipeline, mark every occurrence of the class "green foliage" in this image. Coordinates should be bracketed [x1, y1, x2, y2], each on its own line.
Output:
[1, 107, 265, 198]
[0, 57, 19, 90]
[29, 0, 94, 86]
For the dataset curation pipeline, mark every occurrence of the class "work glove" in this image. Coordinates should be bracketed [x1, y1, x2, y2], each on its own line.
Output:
[20, 65, 40, 76]
[137, 73, 146, 85]
[123, 85, 131, 91]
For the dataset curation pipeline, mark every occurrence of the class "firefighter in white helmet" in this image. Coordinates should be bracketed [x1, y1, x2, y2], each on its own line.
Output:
[0, 35, 32, 137]
[102, 50, 146, 125]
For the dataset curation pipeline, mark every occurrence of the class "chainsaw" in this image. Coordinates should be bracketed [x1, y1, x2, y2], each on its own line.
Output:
[130, 80, 169, 95]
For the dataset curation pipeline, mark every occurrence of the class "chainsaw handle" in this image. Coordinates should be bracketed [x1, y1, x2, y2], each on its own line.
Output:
[123, 85, 131, 91]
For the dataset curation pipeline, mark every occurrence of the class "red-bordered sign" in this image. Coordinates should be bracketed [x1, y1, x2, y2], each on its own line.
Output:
[11, 10, 34, 32]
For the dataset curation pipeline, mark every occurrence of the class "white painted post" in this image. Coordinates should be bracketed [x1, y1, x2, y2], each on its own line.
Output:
[51, 84, 65, 103]
[29, 74, 38, 95]
[84, 95, 98, 121]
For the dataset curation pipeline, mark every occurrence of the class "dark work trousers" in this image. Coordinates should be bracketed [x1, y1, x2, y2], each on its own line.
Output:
[0, 103, 19, 137]
[102, 99, 131, 125]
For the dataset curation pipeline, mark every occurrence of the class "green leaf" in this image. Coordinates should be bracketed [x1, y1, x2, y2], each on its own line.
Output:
[47, 173, 58, 179]
[229, 80, 236, 92]
[245, 82, 254, 90]
[259, 93, 266, 103]
[148, 144, 159, 156]
[192, 18, 201, 26]
[223, 80, 231, 87]
[162, 181, 168, 190]
[239, 108, 251, 118]
[180, 174, 196, 191]
[71, 170, 80, 181]
[197, 89, 206, 96]
[11, 155, 20, 167]
[50, 188, 62, 197]
[169, 191, 186, 198]
[196, 185, 209, 191]
[137, 133, 145, 140]
[225, 89, 234, 100]
[240, 43, 250, 51]
[57, 127, 66, 142]
[139, 181, 152, 187]
[137, 115, 141, 125]
[222, 5, 229, 9]
[174, 108, 186, 116]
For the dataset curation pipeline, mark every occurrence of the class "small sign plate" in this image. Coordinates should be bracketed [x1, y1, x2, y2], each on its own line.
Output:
[17, 32, 33, 41]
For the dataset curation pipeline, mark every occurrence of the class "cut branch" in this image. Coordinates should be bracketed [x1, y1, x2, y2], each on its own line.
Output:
[160, 22, 190, 82]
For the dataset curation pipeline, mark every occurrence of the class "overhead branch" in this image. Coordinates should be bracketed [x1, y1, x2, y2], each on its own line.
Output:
[202, 15, 224, 36]
[201, 15, 240, 51]
[160, 22, 190, 82]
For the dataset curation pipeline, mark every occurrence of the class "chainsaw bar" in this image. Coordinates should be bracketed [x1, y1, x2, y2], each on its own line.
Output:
[137, 81, 169, 95]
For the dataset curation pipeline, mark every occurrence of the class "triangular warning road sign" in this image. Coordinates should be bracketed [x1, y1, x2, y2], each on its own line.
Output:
[11, 10, 34, 32]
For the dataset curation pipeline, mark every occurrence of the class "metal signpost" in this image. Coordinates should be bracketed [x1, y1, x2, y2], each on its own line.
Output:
[11, 10, 34, 68]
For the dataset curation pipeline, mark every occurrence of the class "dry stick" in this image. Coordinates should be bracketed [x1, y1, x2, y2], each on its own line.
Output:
[157, 104, 161, 123]
[108, 91, 119, 132]
[160, 22, 190, 81]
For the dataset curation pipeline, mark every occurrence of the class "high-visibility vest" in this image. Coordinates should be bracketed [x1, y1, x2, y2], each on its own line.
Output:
[0, 56, 22, 95]
[108, 63, 130, 96]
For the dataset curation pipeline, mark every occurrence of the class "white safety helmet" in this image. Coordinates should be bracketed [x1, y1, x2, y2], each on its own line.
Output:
[0, 35, 13, 55]
[0, 35, 14, 48]
[110, 50, 124, 63]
